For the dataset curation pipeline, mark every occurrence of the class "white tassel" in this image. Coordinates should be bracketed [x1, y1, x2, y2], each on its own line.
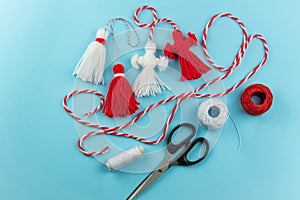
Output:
[131, 40, 170, 97]
[73, 28, 108, 85]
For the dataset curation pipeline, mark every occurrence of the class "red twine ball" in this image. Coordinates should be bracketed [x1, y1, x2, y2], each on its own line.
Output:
[240, 84, 273, 116]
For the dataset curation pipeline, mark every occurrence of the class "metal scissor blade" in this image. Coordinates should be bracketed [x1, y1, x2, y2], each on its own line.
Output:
[126, 165, 169, 200]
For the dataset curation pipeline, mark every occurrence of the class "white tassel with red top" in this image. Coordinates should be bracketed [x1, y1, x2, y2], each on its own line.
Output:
[73, 28, 108, 85]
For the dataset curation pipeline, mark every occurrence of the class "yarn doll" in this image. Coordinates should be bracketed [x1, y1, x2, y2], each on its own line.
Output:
[131, 40, 169, 97]
[164, 30, 211, 81]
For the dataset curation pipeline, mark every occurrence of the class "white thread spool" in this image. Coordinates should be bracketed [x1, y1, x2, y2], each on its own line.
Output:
[106, 146, 144, 171]
[198, 98, 229, 130]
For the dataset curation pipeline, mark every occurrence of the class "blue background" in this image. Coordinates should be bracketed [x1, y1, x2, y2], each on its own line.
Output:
[0, 0, 299, 199]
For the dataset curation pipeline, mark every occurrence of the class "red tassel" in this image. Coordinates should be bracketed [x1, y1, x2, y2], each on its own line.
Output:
[164, 30, 211, 81]
[103, 64, 139, 118]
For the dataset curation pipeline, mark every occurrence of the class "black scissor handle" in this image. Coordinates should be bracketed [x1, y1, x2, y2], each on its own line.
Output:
[177, 137, 210, 166]
[167, 123, 196, 154]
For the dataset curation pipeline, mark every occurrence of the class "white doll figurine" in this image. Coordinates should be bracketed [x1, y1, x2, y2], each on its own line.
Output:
[131, 40, 170, 97]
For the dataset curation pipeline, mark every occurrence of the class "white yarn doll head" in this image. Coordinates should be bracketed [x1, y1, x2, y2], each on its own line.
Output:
[145, 40, 156, 53]
[131, 40, 170, 97]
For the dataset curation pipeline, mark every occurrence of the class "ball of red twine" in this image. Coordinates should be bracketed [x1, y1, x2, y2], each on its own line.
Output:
[240, 84, 273, 116]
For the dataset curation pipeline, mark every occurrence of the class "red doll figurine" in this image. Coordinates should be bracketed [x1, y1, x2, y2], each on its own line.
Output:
[164, 30, 211, 81]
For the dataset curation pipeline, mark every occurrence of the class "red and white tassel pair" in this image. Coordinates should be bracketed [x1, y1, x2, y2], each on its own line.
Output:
[73, 19, 140, 118]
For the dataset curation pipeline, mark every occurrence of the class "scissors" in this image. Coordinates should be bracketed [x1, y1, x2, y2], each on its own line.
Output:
[126, 123, 210, 200]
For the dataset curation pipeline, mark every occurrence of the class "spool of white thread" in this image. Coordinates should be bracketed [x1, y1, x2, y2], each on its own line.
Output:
[106, 146, 144, 171]
[197, 98, 229, 130]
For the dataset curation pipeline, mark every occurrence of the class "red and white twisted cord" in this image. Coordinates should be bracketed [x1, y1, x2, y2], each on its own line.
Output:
[63, 13, 269, 157]
[133, 5, 177, 41]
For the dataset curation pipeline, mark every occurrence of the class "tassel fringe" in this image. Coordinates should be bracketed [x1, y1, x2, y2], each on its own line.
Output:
[73, 28, 108, 84]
